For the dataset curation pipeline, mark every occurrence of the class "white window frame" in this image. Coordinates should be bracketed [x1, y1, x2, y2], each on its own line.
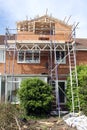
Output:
[58, 80, 66, 104]
[0, 50, 5, 63]
[7, 77, 21, 104]
[17, 50, 40, 63]
[55, 51, 66, 64]
[51, 80, 66, 104]
[6, 76, 47, 104]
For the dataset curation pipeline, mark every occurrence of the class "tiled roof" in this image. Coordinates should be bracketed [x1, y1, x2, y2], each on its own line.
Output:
[76, 38, 87, 50]
[0, 35, 5, 44]
[0, 34, 16, 45]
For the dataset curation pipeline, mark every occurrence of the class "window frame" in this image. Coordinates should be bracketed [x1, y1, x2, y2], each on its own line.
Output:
[7, 77, 21, 104]
[17, 50, 40, 63]
[51, 80, 66, 104]
[55, 51, 66, 64]
[58, 80, 66, 104]
[0, 49, 5, 63]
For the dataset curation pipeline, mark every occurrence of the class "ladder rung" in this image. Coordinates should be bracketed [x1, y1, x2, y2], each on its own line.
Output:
[72, 80, 77, 83]
[71, 64, 75, 66]
[70, 58, 74, 60]
[74, 106, 79, 108]
[71, 66, 75, 69]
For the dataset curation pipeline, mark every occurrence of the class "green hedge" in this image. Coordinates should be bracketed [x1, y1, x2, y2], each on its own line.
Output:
[66, 65, 87, 115]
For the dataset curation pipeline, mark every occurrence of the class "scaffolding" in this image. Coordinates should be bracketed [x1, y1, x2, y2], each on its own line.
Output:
[2, 15, 80, 116]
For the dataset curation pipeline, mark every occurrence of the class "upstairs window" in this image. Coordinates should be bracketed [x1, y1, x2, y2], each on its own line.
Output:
[39, 37, 49, 40]
[35, 22, 55, 35]
[0, 50, 5, 63]
[18, 51, 24, 62]
[56, 51, 66, 64]
[18, 50, 40, 63]
[25, 51, 32, 61]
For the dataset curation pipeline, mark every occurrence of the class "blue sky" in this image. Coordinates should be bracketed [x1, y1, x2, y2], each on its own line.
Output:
[0, 0, 87, 38]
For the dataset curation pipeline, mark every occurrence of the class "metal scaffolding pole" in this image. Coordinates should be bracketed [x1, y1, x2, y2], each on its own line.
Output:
[53, 28, 60, 117]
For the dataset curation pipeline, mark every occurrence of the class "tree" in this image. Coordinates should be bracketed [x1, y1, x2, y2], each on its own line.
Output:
[18, 78, 53, 116]
[66, 65, 87, 115]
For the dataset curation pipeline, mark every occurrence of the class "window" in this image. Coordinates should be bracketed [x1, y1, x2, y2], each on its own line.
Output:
[58, 81, 66, 103]
[34, 51, 39, 61]
[3, 76, 47, 103]
[25, 51, 32, 61]
[0, 50, 5, 63]
[51, 80, 66, 104]
[18, 50, 40, 63]
[7, 77, 21, 103]
[56, 51, 66, 64]
[39, 37, 49, 40]
[18, 51, 24, 62]
[35, 22, 55, 35]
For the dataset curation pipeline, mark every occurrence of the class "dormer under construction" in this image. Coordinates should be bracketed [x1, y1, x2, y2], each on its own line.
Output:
[16, 14, 72, 40]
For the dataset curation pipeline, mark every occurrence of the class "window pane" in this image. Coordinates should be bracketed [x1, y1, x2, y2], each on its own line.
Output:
[34, 52, 39, 61]
[18, 51, 24, 61]
[61, 51, 64, 59]
[56, 51, 65, 63]
[58, 82, 65, 103]
[7, 77, 20, 102]
[56, 51, 60, 61]
[1, 80, 5, 102]
[0, 50, 5, 63]
[25, 51, 32, 61]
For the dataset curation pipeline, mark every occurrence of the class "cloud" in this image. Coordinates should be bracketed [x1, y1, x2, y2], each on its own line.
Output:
[0, 0, 87, 37]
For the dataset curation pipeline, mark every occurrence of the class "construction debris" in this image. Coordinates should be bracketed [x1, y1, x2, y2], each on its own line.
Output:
[63, 113, 87, 130]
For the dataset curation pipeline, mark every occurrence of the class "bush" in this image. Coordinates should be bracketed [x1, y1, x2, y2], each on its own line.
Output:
[66, 65, 87, 115]
[18, 78, 53, 116]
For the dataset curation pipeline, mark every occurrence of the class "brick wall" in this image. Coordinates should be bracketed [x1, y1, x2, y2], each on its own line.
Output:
[1, 48, 87, 80]
[76, 51, 87, 65]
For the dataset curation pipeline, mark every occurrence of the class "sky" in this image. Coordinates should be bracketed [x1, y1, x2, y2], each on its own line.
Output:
[0, 0, 87, 38]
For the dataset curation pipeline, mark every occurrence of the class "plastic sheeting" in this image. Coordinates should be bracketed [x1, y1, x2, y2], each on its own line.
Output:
[63, 113, 87, 130]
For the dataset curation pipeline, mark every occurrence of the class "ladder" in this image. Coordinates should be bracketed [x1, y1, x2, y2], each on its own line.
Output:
[67, 41, 80, 114]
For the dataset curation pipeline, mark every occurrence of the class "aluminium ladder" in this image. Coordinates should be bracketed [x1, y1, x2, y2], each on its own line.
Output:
[67, 41, 80, 114]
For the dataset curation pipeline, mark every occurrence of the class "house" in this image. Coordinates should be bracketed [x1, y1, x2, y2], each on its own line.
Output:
[0, 14, 87, 111]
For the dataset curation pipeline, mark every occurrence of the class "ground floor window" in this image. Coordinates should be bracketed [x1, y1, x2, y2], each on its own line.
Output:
[1, 80, 5, 102]
[58, 81, 66, 103]
[0, 76, 48, 103]
[51, 80, 66, 104]
[7, 77, 21, 103]
[0, 77, 21, 103]
[7, 83, 19, 102]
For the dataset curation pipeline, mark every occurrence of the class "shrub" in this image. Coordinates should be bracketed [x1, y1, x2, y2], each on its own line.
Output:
[18, 78, 53, 116]
[66, 65, 87, 115]
[0, 103, 21, 130]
